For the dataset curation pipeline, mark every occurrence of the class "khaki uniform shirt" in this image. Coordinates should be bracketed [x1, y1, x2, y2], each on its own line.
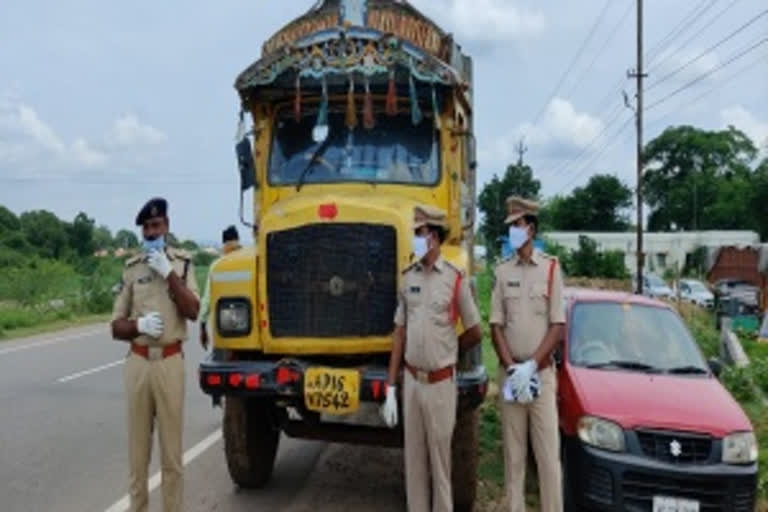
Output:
[394, 257, 482, 371]
[490, 250, 565, 361]
[112, 247, 199, 346]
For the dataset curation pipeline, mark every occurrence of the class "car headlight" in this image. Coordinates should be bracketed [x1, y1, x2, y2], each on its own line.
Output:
[578, 416, 625, 452]
[722, 432, 757, 464]
[217, 298, 251, 337]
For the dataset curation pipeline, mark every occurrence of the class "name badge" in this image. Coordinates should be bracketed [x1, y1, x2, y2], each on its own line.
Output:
[409, 286, 421, 294]
[507, 281, 520, 288]
[137, 275, 153, 284]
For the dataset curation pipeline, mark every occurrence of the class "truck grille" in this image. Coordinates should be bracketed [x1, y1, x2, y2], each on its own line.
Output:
[636, 429, 713, 464]
[266, 223, 397, 338]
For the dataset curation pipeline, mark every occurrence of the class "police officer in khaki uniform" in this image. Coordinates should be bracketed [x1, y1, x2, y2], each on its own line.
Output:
[381, 205, 483, 512]
[111, 198, 200, 512]
[490, 197, 565, 512]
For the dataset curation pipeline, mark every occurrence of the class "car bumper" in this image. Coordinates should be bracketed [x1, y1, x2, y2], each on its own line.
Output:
[198, 355, 488, 411]
[563, 435, 757, 511]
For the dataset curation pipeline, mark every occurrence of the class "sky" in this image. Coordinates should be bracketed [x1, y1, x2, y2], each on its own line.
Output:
[1, 0, 766, 244]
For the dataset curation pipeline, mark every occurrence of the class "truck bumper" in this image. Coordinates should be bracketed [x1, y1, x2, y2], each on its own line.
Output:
[198, 355, 488, 411]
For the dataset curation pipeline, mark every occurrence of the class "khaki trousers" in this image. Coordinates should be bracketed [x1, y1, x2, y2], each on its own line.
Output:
[403, 371, 457, 512]
[499, 367, 562, 512]
[124, 351, 185, 512]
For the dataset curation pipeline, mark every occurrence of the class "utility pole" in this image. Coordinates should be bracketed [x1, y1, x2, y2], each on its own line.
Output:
[628, 0, 647, 294]
[515, 138, 528, 166]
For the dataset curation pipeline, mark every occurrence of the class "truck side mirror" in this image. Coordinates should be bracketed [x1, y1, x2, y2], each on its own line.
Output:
[236, 136, 256, 192]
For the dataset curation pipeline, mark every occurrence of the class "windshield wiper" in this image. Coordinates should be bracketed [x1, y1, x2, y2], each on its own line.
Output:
[665, 365, 709, 375]
[296, 136, 332, 192]
[586, 360, 662, 372]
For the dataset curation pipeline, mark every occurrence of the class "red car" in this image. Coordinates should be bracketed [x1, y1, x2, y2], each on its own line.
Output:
[558, 289, 758, 511]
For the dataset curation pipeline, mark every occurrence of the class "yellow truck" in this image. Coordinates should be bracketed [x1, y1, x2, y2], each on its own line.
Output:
[199, 1, 486, 508]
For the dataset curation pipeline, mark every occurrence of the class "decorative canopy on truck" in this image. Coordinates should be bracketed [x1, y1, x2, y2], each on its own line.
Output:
[234, 0, 471, 107]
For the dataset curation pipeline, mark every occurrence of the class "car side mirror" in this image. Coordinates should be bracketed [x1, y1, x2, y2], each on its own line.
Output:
[708, 358, 723, 378]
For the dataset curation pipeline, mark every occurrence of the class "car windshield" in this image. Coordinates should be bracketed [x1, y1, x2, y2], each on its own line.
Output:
[568, 302, 709, 373]
[688, 282, 708, 293]
[269, 107, 440, 186]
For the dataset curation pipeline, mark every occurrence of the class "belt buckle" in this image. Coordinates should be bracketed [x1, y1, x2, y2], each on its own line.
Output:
[416, 369, 429, 384]
[147, 346, 163, 361]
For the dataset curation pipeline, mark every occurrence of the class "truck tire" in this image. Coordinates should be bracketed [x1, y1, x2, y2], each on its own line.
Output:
[223, 397, 280, 489]
[452, 408, 480, 512]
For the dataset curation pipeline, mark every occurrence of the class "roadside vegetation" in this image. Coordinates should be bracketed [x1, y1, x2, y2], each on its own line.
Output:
[0, 205, 216, 339]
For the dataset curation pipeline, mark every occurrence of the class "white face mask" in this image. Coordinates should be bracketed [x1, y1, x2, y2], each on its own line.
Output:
[508, 225, 530, 251]
[412, 235, 429, 261]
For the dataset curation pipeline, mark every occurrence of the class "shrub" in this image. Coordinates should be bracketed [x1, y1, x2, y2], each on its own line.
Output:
[721, 366, 756, 403]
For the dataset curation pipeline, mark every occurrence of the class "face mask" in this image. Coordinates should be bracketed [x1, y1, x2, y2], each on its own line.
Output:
[508, 226, 530, 251]
[412, 235, 429, 261]
[142, 235, 166, 253]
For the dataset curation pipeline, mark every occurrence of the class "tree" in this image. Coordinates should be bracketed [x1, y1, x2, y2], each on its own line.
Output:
[478, 163, 541, 257]
[569, 236, 628, 279]
[0, 206, 20, 234]
[19, 210, 69, 259]
[114, 229, 139, 249]
[68, 212, 95, 258]
[93, 225, 113, 250]
[542, 174, 632, 232]
[643, 126, 758, 232]
[181, 239, 199, 251]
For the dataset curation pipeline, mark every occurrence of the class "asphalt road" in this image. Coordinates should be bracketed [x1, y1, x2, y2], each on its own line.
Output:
[0, 323, 406, 512]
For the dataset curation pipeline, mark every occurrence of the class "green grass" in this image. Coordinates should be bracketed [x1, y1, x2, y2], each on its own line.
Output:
[0, 312, 109, 341]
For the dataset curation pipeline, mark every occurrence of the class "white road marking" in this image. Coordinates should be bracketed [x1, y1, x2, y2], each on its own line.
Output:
[0, 327, 105, 357]
[104, 428, 223, 512]
[57, 359, 125, 383]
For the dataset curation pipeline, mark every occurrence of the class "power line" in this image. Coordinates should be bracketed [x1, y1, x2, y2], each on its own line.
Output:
[525, 0, 614, 133]
[644, 0, 718, 64]
[646, 9, 768, 92]
[545, 102, 625, 179]
[563, 0, 635, 101]
[647, 0, 744, 74]
[646, 36, 768, 111]
[0, 177, 233, 185]
[554, 116, 635, 195]
[646, 50, 768, 131]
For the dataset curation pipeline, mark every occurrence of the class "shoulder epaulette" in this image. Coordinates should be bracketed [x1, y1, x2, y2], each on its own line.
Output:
[442, 260, 465, 277]
[125, 254, 143, 267]
[401, 262, 419, 275]
[169, 248, 192, 260]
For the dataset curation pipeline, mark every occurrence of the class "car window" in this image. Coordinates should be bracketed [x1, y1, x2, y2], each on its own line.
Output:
[647, 275, 665, 287]
[568, 302, 708, 371]
[689, 282, 707, 293]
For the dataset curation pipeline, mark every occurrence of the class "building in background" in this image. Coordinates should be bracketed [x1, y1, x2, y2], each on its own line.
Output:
[546, 231, 760, 275]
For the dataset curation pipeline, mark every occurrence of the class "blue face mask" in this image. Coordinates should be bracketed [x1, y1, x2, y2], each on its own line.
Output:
[508, 226, 530, 251]
[142, 236, 166, 253]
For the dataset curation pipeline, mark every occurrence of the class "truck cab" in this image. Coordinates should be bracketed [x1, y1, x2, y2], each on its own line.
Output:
[198, 1, 486, 509]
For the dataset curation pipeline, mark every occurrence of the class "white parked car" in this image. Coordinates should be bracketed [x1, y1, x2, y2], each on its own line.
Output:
[639, 273, 674, 300]
[678, 279, 714, 308]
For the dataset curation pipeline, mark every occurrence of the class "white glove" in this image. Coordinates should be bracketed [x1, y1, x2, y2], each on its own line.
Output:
[137, 312, 164, 338]
[508, 360, 538, 398]
[380, 384, 398, 428]
[147, 250, 172, 279]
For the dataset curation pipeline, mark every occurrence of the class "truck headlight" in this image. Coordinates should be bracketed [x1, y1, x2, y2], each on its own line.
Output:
[578, 416, 625, 452]
[217, 298, 251, 337]
[722, 432, 757, 464]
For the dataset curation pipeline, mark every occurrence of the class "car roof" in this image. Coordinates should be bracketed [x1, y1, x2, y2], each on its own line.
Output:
[564, 287, 671, 309]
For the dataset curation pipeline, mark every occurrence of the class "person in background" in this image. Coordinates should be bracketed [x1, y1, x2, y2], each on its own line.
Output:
[199, 225, 241, 350]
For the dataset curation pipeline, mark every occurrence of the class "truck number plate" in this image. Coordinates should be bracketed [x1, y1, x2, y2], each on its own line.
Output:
[653, 496, 700, 512]
[304, 367, 360, 416]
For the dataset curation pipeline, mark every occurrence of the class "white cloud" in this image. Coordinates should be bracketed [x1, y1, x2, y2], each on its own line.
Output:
[721, 105, 768, 151]
[480, 97, 604, 166]
[0, 96, 168, 178]
[107, 114, 167, 147]
[419, 0, 546, 44]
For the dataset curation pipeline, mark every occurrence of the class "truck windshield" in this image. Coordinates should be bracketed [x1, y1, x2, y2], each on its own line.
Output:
[269, 109, 440, 186]
[568, 302, 709, 373]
